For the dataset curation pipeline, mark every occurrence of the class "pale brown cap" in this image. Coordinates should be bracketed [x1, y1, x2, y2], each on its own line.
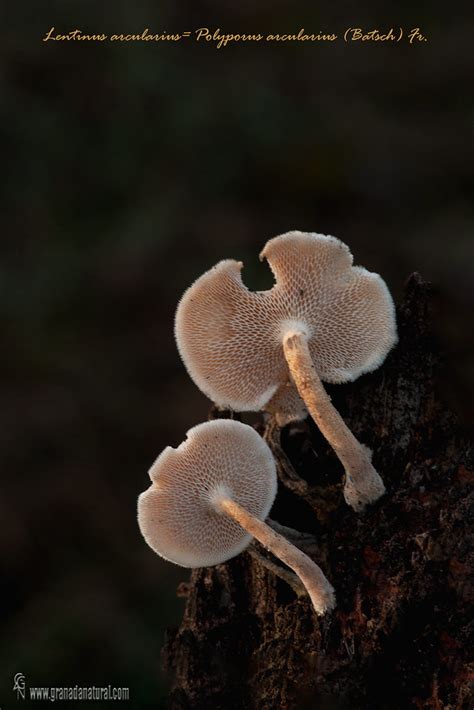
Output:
[137, 420, 277, 568]
[265, 381, 307, 426]
[175, 231, 397, 412]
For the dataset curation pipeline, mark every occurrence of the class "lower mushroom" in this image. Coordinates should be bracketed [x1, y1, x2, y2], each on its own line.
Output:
[138, 419, 335, 616]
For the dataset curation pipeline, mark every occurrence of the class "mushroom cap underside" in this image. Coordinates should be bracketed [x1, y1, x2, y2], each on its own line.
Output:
[137, 419, 277, 568]
[175, 231, 398, 411]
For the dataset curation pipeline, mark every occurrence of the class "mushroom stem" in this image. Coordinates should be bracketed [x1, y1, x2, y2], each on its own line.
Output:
[283, 331, 386, 511]
[247, 544, 306, 598]
[217, 498, 335, 615]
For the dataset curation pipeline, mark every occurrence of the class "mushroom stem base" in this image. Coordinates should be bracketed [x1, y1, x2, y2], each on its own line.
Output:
[217, 497, 335, 615]
[283, 331, 386, 511]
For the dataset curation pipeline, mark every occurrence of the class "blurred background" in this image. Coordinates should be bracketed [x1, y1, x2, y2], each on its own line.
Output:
[1, 1, 472, 706]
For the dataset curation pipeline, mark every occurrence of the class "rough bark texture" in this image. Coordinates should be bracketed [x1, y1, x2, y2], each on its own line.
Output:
[163, 274, 474, 710]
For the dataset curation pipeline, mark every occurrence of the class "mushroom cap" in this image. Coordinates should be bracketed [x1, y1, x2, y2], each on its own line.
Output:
[175, 231, 397, 411]
[265, 381, 308, 426]
[137, 419, 277, 568]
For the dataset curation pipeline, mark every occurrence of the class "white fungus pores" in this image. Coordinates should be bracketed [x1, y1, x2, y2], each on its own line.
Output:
[175, 231, 398, 415]
[137, 420, 277, 568]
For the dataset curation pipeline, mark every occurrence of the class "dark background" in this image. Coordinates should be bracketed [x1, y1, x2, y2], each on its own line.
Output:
[1, 2, 472, 707]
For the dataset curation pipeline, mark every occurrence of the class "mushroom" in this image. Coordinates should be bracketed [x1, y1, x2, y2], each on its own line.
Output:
[138, 419, 335, 615]
[175, 231, 397, 511]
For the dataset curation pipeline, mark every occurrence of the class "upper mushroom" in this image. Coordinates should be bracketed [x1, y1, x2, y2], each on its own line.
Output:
[175, 231, 397, 511]
[175, 231, 396, 412]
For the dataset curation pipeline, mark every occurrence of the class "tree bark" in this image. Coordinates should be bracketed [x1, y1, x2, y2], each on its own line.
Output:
[163, 274, 474, 710]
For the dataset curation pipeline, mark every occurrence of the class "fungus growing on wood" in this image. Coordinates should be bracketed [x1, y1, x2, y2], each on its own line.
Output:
[175, 231, 397, 510]
[137, 419, 335, 615]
